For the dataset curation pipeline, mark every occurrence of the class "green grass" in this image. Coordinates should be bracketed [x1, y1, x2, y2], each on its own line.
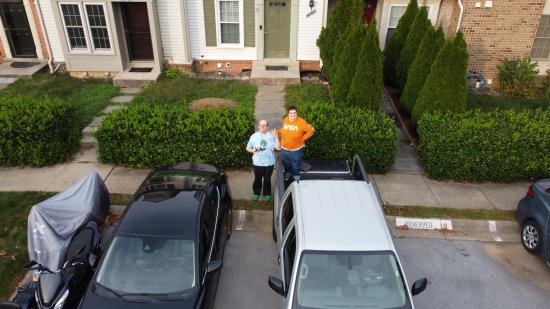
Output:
[467, 92, 550, 112]
[0, 73, 119, 130]
[285, 83, 331, 108]
[383, 205, 516, 221]
[133, 75, 257, 110]
[0, 192, 55, 300]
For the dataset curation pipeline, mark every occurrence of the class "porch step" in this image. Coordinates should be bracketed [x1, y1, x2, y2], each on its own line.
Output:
[113, 69, 160, 88]
[0, 61, 48, 78]
[250, 59, 300, 85]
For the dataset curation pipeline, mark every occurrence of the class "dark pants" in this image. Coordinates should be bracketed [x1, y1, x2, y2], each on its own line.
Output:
[253, 165, 274, 195]
[281, 148, 304, 180]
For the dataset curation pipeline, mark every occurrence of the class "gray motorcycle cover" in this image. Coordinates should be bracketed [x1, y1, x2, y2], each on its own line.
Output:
[27, 171, 109, 270]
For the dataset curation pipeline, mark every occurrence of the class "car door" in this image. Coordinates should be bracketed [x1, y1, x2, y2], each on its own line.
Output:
[545, 213, 550, 261]
[276, 191, 294, 244]
[206, 185, 223, 258]
[279, 223, 297, 307]
[201, 187, 222, 309]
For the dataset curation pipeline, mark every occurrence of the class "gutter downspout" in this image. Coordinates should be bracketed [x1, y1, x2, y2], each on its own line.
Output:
[34, 0, 53, 73]
[456, 0, 464, 33]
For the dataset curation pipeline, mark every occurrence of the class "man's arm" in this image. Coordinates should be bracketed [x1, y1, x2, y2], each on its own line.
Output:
[301, 120, 315, 141]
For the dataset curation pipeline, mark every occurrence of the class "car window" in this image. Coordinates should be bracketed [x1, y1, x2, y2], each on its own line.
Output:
[293, 251, 410, 309]
[95, 235, 195, 299]
[283, 227, 296, 292]
[199, 225, 210, 275]
[281, 193, 294, 234]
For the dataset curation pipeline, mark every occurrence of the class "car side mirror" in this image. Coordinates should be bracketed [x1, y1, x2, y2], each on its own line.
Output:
[268, 276, 286, 296]
[411, 278, 428, 296]
[207, 260, 223, 274]
[88, 253, 98, 267]
[0, 301, 24, 309]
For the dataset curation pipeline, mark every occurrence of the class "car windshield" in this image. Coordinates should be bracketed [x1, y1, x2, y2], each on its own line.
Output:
[294, 251, 411, 309]
[95, 235, 196, 299]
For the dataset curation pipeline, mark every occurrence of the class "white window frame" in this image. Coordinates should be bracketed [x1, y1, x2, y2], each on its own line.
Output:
[385, 4, 433, 45]
[214, 0, 244, 48]
[58, 2, 113, 54]
[530, 15, 550, 60]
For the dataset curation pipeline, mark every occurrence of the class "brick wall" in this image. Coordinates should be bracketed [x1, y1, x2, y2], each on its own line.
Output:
[193, 60, 253, 73]
[0, 37, 6, 62]
[30, 0, 49, 59]
[457, 0, 545, 80]
[299, 60, 321, 71]
[437, 0, 459, 38]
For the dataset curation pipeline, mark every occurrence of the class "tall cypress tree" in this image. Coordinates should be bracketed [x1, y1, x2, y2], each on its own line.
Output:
[401, 26, 445, 114]
[396, 6, 431, 90]
[383, 0, 418, 82]
[412, 31, 469, 123]
[317, 0, 351, 79]
[347, 19, 383, 110]
[331, 22, 366, 104]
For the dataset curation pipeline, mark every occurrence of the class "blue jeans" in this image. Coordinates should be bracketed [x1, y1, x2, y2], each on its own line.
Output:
[281, 148, 304, 180]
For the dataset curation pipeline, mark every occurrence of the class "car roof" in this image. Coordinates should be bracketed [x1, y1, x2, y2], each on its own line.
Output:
[115, 163, 220, 238]
[293, 180, 394, 252]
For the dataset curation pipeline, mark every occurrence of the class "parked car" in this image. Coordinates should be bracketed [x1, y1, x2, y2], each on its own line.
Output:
[78, 162, 232, 309]
[516, 179, 550, 266]
[269, 156, 427, 309]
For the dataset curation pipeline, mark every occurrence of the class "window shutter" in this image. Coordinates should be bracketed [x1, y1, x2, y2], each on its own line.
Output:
[203, 0, 217, 46]
[244, 0, 255, 47]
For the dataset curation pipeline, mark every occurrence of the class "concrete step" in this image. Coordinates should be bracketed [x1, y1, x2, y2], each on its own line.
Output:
[113, 69, 160, 88]
[81, 135, 96, 146]
[0, 61, 48, 78]
[250, 59, 301, 85]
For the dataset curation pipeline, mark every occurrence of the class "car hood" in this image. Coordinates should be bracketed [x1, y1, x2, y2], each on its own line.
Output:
[79, 288, 198, 309]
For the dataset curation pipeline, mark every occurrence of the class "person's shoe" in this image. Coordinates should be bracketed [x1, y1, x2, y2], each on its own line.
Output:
[284, 173, 291, 181]
[252, 194, 259, 201]
[264, 195, 272, 202]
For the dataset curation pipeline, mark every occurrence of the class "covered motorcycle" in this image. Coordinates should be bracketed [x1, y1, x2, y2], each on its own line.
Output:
[27, 171, 109, 271]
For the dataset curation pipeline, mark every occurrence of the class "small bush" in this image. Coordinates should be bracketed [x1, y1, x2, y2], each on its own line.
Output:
[285, 84, 330, 107]
[418, 109, 550, 182]
[163, 68, 183, 79]
[317, 0, 351, 79]
[300, 103, 398, 173]
[496, 57, 539, 99]
[96, 104, 254, 168]
[467, 93, 550, 112]
[0, 96, 80, 166]
[544, 69, 550, 98]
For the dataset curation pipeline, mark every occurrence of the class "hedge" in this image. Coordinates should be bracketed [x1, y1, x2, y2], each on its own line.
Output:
[299, 103, 398, 173]
[96, 104, 254, 168]
[0, 96, 80, 166]
[418, 109, 550, 182]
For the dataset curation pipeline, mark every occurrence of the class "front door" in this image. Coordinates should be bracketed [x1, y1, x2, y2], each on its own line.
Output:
[121, 2, 153, 61]
[0, 0, 36, 58]
[364, 0, 377, 24]
[264, 0, 290, 58]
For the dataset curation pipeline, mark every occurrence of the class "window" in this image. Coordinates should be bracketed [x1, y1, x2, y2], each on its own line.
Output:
[385, 5, 431, 47]
[85, 4, 111, 50]
[59, 2, 112, 52]
[281, 193, 294, 234]
[282, 227, 296, 291]
[217, 0, 243, 46]
[530, 15, 550, 60]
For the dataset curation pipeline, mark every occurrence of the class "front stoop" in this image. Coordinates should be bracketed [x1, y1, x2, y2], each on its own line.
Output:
[250, 59, 300, 85]
[0, 60, 48, 78]
[113, 68, 160, 88]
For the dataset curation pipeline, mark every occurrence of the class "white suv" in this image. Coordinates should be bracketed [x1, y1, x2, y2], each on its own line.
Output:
[268, 156, 427, 309]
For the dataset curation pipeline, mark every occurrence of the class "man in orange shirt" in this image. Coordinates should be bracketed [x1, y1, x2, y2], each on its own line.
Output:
[276, 106, 315, 181]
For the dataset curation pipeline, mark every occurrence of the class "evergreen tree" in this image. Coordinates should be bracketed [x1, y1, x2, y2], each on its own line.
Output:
[383, 0, 418, 82]
[412, 31, 469, 123]
[396, 6, 431, 90]
[331, 22, 366, 104]
[347, 19, 383, 110]
[329, 0, 364, 80]
[317, 0, 351, 79]
[401, 26, 445, 114]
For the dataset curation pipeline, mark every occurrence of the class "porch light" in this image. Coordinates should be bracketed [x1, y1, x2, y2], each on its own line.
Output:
[309, 0, 314, 9]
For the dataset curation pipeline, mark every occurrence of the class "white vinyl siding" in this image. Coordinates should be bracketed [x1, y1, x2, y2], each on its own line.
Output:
[58, 2, 112, 53]
[157, 0, 188, 63]
[186, 0, 256, 60]
[37, 0, 64, 61]
[296, 0, 324, 60]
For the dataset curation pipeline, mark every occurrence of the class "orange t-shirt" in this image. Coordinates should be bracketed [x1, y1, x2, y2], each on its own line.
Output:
[277, 116, 315, 150]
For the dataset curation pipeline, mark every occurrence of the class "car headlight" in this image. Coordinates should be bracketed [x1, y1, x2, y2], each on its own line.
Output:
[54, 289, 69, 309]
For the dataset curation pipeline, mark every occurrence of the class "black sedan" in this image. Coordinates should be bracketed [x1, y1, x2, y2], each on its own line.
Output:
[79, 162, 232, 309]
[516, 178, 550, 266]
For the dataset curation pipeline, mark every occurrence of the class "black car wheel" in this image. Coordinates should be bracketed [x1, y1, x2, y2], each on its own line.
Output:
[227, 207, 232, 240]
[521, 220, 543, 254]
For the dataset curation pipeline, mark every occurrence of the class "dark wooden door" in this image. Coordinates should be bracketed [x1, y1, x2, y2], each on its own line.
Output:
[121, 2, 153, 61]
[0, 0, 36, 58]
[364, 0, 377, 24]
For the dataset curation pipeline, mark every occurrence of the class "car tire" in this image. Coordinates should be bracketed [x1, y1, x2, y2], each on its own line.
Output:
[227, 207, 232, 240]
[521, 220, 543, 254]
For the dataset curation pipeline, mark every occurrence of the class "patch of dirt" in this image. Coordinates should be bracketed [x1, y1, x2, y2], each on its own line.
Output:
[189, 98, 237, 110]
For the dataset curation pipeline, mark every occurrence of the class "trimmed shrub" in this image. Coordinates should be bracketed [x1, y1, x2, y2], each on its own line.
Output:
[496, 57, 540, 99]
[412, 31, 469, 123]
[383, 0, 418, 81]
[317, 0, 351, 79]
[285, 84, 331, 107]
[331, 22, 366, 104]
[0, 96, 80, 166]
[401, 26, 445, 114]
[396, 6, 431, 90]
[347, 19, 383, 110]
[96, 104, 254, 168]
[418, 109, 550, 182]
[300, 103, 398, 173]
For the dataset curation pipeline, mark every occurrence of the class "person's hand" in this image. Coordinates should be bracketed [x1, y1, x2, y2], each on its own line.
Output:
[271, 129, 278, 137]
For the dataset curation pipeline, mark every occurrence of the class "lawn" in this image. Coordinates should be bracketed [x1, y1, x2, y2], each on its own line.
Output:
[467, 92, 550, 112]
[133, 74, 257, 109]
[0, 73, 119, 130]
